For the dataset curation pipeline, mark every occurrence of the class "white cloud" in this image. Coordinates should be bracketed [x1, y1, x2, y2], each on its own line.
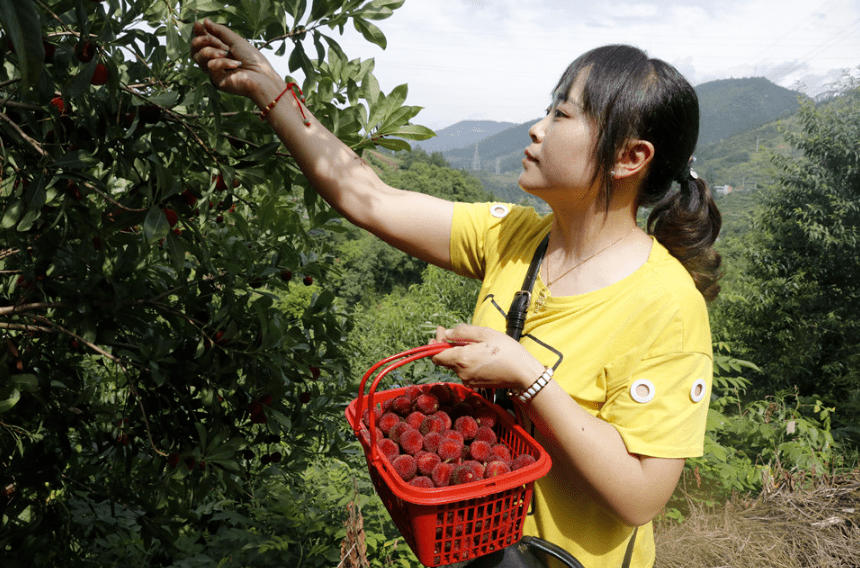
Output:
[272, 0, 860, 129]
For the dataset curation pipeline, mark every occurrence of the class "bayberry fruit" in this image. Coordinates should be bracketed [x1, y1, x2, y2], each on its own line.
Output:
[90, 63, 108, 85]
[302, 275, 313, 286]
[76, 40, 96, 63]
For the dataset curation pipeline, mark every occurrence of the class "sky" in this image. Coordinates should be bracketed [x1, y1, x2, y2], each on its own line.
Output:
[274, 0, 860, 130]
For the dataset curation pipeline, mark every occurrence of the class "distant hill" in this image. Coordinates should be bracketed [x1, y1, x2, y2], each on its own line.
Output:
[695, 77, 804, 146]
[414, 77, 804, 173]
[412, 120, 516, 153]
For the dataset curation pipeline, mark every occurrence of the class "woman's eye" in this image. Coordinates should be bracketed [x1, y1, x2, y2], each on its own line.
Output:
[554, 109, 567, 119]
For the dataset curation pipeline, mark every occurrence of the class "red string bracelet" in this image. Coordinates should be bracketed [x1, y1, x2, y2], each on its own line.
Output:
[259, 82, 310, 126]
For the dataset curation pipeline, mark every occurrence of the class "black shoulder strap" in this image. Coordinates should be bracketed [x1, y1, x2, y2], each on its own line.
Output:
[493, 233, 550, 408]
[505, 233, 550, 341]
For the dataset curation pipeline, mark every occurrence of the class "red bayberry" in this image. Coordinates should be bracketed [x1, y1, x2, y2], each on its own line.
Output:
[162, 208, 178, 227]
[378, 412, 401, 436]
[474, 407, 497, 429]
[390, 396, 413, 417]
[43, 39, 56, 62]
[474, 426, 497, 446]
[392, 454, 417, 481]
[408, 476, 434, 488]
[310, 366, 321, 380]
[419, 414, 445, 436]
[405, 411, 425, 430]
[280, 270, 292, 282]
[416, 451, 441, 476]
[484, 460, 511, 478]
[302, 275, 313, 286]
[415, 393, 439, 414]
[399, 428, 424, 455]
[90, 63, 108, 85]
[167, 453, 180, 467]
[454, 415, 479, 440]
[422, 431, 443, 454]
[388, 422, 412, 444]
[437, 438, 463, 462]
[76, 39, 96, 63]
[377, 438, 399, 461]
[489, 444, 512, 465]
[299, 391, 311, 404]
[511, 454, 536, 471]
[404, 385, 422, 401]
[468, 440, 492, 462]
[428, 383, 453, 404]
[50, 96, 65, 114]
[431, 462, 456, 487]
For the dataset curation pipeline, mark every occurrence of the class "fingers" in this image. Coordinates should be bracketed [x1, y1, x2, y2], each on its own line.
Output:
[203, 18, 244, 47]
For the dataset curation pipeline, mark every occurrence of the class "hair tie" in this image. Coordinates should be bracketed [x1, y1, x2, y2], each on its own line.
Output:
[674, 163, 698, 188]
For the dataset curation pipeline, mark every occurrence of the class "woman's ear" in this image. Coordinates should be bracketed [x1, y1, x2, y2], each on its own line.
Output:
[613, 139, 654, 179]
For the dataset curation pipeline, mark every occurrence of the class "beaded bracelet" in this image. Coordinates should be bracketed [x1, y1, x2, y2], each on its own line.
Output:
[259, 82, 310, 126]
[515, 366, 553, 404]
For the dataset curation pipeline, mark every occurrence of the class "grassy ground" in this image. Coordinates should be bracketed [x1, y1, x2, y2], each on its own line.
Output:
[655, 472, 860, 568]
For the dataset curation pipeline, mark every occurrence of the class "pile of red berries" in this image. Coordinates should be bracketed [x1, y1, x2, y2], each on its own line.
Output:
[359, 383, 536, 488]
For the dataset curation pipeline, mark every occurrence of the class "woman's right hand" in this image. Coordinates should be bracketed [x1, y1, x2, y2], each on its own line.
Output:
[190, 19, 285, 105]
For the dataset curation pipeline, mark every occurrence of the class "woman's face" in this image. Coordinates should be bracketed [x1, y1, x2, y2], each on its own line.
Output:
[518, 75, 601, 202]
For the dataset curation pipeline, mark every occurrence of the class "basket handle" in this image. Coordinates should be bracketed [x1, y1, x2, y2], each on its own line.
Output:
[356, 343, 458, 464]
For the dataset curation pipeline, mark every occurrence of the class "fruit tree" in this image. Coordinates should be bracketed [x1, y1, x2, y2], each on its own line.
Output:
[0, 0, 428, 564]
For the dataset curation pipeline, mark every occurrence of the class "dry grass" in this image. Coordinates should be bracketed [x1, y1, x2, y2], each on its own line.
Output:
[655, 473, 860, 568]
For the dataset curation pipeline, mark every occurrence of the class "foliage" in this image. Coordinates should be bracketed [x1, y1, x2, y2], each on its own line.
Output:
[347, 264, 480, 385]
[662, 344, 840, 525]
[709, 81, 860, 446]
[0, 0, 429, 564]
[689, 345, 837, 495]
[327, 150, 494, 306]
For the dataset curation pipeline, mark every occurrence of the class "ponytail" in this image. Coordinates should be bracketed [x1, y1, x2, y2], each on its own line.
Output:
[647, 172, 722, 301]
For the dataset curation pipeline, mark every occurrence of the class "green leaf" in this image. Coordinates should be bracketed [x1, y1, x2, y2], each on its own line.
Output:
[309, 0, 334, 22]
[381, 124, 435, 141]
[369, 137, 411, 152]
[143, 206, 170, 244]
[0, 386, 21, 413]
[0, 0, 43, 91]
[360, 0, 405, 20]
[1, 198, 24, 229]
[10, 374, 38, 392]
[352, 18, 386, 49]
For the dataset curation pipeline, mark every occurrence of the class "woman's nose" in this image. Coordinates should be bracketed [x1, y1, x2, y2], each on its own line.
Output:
[528, 115, 549, 143]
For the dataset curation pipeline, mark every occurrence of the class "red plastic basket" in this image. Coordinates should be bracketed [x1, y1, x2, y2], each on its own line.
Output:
[344, 343, 552, 567]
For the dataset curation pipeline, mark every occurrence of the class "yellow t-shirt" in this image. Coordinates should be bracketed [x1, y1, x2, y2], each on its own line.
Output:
[449, 203, 713, 568]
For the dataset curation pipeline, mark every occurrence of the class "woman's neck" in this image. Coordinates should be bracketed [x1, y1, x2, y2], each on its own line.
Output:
[541, 184, 650, 295]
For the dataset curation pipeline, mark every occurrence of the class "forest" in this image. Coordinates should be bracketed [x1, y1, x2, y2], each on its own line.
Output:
[0, 1, 858, 566]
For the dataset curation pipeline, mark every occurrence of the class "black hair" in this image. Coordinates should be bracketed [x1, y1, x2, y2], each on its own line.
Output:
[553, 44, 722, 301]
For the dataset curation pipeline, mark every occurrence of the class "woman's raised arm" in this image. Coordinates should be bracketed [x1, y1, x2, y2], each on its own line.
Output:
[190, 19, 455, 269]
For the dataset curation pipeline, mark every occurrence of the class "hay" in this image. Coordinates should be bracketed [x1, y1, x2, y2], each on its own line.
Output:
[655, 473, 860, 568]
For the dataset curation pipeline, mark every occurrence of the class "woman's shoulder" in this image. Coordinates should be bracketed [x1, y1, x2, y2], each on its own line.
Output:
[631, 239, 708, 316]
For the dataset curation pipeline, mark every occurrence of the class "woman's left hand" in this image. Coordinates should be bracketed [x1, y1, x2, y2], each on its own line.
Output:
[430, 324, 545, 392]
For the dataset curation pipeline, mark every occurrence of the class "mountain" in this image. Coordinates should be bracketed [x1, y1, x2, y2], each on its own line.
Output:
[412, 120, 517, 153]
[415, 77, 804, 173]
[695, 77, 804, 146]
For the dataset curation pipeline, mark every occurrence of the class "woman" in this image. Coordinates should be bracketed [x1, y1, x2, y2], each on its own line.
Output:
[192, 20, 721, 568]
